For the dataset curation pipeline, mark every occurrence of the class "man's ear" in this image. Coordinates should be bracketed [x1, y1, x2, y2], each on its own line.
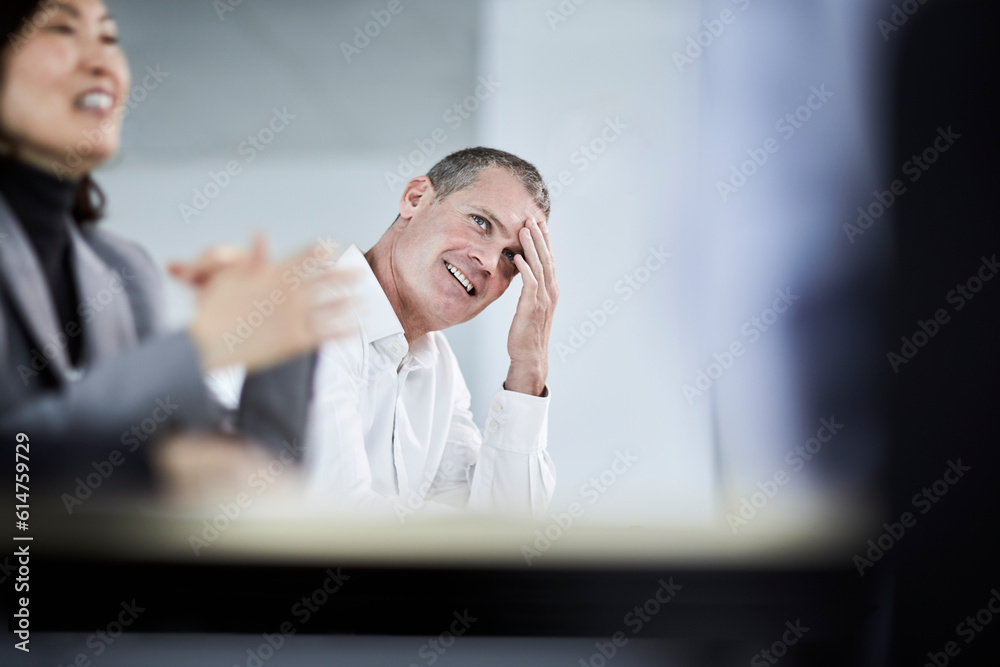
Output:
[399, 176, 434, 221]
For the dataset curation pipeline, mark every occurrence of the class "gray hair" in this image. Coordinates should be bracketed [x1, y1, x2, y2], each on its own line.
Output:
[425, 147, 550, 219]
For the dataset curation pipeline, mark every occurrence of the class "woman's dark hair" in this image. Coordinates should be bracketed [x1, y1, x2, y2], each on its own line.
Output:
[2, 0, 108, 225]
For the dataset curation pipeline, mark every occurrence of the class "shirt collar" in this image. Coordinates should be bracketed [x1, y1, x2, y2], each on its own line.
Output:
[339, 244, 439, 370]
[338, 244, 404, 344]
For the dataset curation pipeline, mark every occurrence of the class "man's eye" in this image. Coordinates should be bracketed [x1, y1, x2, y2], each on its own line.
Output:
[472, 215, 488, 230]
[503, 250, 517, 264]
[101, 34, 120, 45]
[45, 25, 75, 35]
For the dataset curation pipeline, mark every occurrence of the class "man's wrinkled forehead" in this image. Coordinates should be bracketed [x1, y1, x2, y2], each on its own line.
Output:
[434, 169, 546, 224]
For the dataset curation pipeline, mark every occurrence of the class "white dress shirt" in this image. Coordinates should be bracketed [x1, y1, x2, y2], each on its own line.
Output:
[303, 245, 555, 520]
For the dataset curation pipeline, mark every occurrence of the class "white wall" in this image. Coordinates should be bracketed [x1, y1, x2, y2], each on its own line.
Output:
[470, 0, 716, 525]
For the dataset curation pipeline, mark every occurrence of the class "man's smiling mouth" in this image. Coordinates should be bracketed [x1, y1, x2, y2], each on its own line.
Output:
[445, 262, 475, 295]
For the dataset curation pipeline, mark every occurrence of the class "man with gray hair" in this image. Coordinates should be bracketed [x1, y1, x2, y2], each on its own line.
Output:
[305, 147, 558, 519]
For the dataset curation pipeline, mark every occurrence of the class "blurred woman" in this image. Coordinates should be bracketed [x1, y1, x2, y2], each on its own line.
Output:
[0, 0, 353, 502]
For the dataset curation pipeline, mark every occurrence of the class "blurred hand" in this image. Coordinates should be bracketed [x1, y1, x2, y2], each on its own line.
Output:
[168, 244, 249, 300]
[152, 433, 301, 510]
[185, 235, 358, 372]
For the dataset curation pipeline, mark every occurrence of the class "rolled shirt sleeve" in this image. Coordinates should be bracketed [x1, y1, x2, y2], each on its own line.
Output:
[427, 363, 555, 519]
[466, 388, 555, 519]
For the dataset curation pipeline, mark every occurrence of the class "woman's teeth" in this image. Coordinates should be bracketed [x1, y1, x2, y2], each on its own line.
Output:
[446, 262, 474, 294]
[75, 92, 114, 111]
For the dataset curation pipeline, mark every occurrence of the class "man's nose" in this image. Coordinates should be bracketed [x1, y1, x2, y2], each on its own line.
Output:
[469, 243, 497, 276]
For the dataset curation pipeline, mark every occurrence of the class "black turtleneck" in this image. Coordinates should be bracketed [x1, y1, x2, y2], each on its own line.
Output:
[0, 157, 84, 365]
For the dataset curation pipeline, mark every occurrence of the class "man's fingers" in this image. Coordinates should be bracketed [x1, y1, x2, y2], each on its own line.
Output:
[524, 220, 554, 294]
[530, 219, 556, 287]
[538, 218, 553, 255]
[513, 253, 538, 292]
[537, 220, 555, 270]
[519, 226, 545, 288]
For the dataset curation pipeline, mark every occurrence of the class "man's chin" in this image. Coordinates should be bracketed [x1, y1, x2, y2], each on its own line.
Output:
[429, 302, 482, 331]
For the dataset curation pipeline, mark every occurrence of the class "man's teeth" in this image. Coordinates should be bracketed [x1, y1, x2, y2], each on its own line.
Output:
[75, 93, 113, 111]
[446, 262, 474, 294]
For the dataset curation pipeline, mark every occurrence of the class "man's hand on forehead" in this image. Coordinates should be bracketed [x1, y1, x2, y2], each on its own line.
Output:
[504, 217, 558, 397]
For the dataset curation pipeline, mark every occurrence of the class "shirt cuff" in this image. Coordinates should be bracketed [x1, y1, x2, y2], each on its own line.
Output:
[482, 387, 550, 454]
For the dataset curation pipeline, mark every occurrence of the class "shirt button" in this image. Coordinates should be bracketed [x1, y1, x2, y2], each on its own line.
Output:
[488, 419, 499, 431]
[491, 400, 503, 413]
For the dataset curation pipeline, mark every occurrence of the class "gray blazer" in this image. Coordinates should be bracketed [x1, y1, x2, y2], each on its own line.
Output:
[0, 194, 312, 492]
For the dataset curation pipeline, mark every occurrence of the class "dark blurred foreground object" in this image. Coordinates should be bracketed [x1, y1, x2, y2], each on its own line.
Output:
[888, 0, 1000, 663]
[16, 511, 889, 666]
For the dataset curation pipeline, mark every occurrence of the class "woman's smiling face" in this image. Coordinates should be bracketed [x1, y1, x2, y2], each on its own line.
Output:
[0, 0, 130, 178]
